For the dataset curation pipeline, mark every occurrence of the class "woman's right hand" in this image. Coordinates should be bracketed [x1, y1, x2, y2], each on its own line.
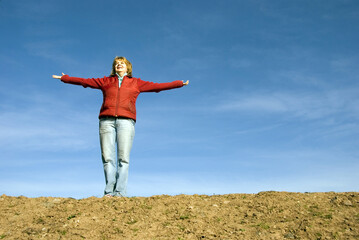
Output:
[52, 73, 65, 79]
[182, 80, 189, 86]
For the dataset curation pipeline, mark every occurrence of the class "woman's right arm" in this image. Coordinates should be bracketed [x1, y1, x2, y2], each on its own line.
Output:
[52, 73, 104, 89]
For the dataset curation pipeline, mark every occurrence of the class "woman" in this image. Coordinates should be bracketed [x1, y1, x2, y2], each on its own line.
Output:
[53, 56, 189, 197]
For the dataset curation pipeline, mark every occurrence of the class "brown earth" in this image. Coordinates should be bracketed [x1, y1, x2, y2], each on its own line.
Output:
[0, 192, 358, 239]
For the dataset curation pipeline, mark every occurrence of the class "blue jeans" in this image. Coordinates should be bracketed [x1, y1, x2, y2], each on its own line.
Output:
[99, 117, 135, 197]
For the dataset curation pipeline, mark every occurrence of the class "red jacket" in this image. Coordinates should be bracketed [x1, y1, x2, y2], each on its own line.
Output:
[61, 75, 183, 120]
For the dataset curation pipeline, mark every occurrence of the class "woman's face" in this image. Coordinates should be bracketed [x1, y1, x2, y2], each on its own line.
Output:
[115, 60, 127, 74]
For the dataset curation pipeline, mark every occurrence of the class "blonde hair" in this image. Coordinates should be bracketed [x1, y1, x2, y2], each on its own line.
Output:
[110, 56, 133, 77]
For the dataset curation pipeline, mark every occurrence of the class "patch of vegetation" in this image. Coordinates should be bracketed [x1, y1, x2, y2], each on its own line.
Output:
[308, 205, 324, 217]
[257, 222, 270, 230]
[331, 232, 340, 239]
[355, 213, 359, 222]
[35, 217, 45, 224]
[179, 215, 189, 220]
[0, 234, 7, 239]
[101, 235, 109, 240]
[57, 230, 67, 235]
[177, 224, 185, 231]
[67, 214, 76, 220]
[315, 232, 322, 239]
[162, 222, 171, 227]
[307, 205, 334, 220]
[312, 211, 322, 217]
[126, 219, 137, 225]
[141, 203, 152, 210]
[164, 209, 172, 215]
[323, 214, 333, 219]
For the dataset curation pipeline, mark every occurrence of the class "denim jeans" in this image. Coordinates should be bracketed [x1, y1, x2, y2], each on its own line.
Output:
[99, 117, 135, 197]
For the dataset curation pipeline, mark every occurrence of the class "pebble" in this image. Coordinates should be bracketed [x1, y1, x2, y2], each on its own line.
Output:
[284, 232, 295, 239]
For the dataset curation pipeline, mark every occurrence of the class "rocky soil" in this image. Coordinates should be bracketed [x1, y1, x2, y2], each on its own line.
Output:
[0, 192, 358, 239]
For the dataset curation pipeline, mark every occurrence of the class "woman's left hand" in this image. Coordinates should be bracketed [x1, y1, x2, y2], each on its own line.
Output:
[182, 80, 189, 86]
[52, 73, 66, 79]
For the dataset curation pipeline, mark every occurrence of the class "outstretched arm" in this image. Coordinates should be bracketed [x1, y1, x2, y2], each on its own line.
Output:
[51, 73, 104, 89]
[138, 78, 189, 93]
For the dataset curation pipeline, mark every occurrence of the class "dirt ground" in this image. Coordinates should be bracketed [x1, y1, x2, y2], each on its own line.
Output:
[0, 192, 358, 239]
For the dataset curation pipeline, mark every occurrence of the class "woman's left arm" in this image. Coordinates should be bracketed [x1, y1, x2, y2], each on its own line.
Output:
[137, 79, 189, 93]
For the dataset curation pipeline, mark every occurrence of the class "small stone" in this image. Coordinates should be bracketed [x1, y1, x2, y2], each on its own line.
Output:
[343, 200, 352, 206]
[284, 232, 295, 239]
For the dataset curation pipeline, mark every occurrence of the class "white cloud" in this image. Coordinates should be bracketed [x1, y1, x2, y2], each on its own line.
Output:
[24, 40, 80, 66]
[129, 160, 359, 196]
[234, 123, 283, 135]
[230, 58, 252, 69]
[331, 57, 359, 73]
[216, 87, 359, 120]
[218, 95, 287, 113]
[273, 70, 328, 87]
[1, 0, 60, 20]
[0, 180, 103, 199]
[0, 88, 98, 151]
[3, 166, 357, 198]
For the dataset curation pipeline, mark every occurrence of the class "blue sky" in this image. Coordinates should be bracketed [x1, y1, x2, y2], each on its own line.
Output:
[1, 0, 358, 198]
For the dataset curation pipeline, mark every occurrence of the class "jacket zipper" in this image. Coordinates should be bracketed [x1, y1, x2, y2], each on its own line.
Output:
[115, 77, 120, 117]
